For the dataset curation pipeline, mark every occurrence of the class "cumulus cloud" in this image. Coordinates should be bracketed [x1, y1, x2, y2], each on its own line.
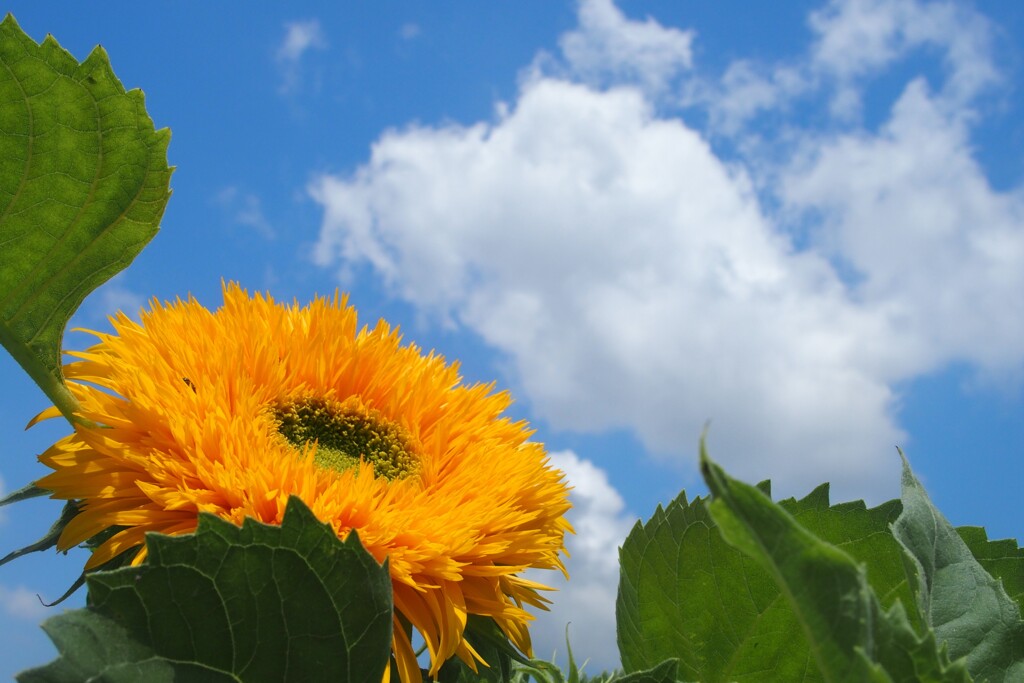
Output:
[308, 0, 1024, 504]
[309, 76, 903, 498]
[525, 451, 635, 671]
[781, 81, 1024, 376]
[276, 19, 327, 94]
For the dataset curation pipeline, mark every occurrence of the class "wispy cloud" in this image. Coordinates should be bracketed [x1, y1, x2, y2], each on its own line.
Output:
[808, 0, 998, 115]
[276, 19, 328, 95]
[553, 0, 694, 96]
[399, 22, 421, 41]
[0, 584, 48, 622]
[688, 0, 999, 131]
[72, 273, 146, 326]
[215, 186, 275, 239]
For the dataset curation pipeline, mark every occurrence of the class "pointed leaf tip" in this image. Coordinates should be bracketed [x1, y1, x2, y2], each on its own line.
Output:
[0, 482, 49, 508]
[895, 453, 1024, 682]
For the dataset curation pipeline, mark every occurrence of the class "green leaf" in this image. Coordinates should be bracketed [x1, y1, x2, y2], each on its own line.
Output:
[700, 449, 970, 683]
[616, 477, 917, 680]
[617, 488, 786, 681]
[439, 657, 513, 683]
[893, 453, 1024, 682]
[510, 658, 567, 683]
[19, 496, 393, 683]
[17, 611, 177, 683]
[507, 629, 588, 683]
[779, 485, 921, 632]
[615, 659, 681, 683]
[955, 525, 1024, 616]
[436, 616, 519, 682]
[0, 481, 49, 507]
[0, 500, 78, 568]
[0, 14, 172, 421]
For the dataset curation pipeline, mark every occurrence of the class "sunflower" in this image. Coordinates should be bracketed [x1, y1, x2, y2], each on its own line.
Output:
[34, 283, 572, 681]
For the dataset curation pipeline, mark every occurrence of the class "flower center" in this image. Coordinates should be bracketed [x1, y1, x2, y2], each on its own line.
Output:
[273, 397, 419, 480]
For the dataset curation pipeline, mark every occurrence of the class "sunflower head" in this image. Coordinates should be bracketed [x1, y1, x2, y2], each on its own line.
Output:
[35, 283, 572, 681]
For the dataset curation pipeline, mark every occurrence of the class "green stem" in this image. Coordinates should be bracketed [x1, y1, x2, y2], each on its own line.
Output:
[34, 371, 81, 425]
[0, 328, 81, 425]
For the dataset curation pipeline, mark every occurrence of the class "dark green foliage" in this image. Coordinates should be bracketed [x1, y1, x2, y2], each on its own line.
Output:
[617, 473, 916, 681]
[19, 497, 394, 683]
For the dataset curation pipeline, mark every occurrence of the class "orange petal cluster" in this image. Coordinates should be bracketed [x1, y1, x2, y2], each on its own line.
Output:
[36, 283, 572, 681]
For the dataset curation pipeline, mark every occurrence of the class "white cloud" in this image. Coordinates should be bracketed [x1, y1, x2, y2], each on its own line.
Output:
[809, 0, 997, 100]
[278, 19, 327, 63]
[0, 584, 48, 622]
[277, 19, 328, 94]
[308, 0, 1024, 505]
[695, 60, 808, 136]
[555, 0, 693, 95]
[692, 0, 999, 131]
[525, 451, 634, 672]
[310, 76, 904, 500]
[780, 80, 1024, 376]
[809, 0, 998, 119]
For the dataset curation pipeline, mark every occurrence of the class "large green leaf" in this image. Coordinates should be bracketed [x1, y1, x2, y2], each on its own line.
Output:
[616, 487, 791, 681]
[0, 14, 172, 421]
[616, 475, 916, 680]
[779, 485, 919, 632]
[19, 497, 394, 683]
[894, 454, 1024, 682]
[700, 451, 970, 682]
[955, 525, 1024, 615]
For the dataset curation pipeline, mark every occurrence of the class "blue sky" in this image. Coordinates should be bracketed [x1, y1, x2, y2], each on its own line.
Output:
[2, 0, 1024, 675]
